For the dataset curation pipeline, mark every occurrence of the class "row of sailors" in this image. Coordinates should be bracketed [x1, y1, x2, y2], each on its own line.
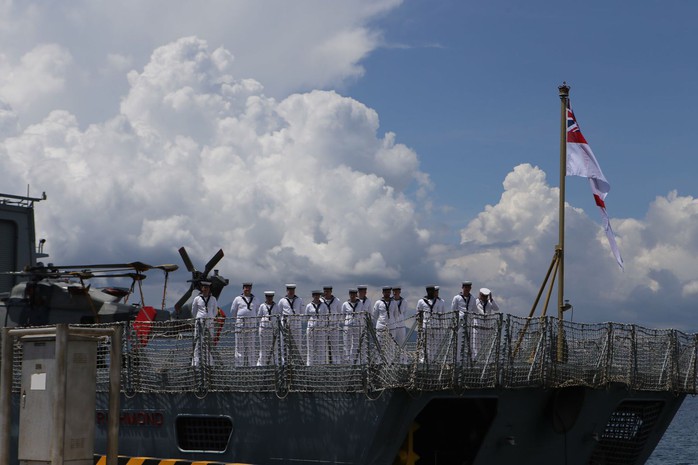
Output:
[193, 281, 499, 367]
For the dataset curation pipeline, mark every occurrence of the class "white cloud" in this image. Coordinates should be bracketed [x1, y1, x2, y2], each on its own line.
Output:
[436, 164, 698, 331]
[1, 37, 434, 305]
[0, 44, 72, 111]
[0, 0, 402, 126]
[101, 53, 133, 76]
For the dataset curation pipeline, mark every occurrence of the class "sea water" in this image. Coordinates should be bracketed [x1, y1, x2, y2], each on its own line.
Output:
[647, 394, 698, 464]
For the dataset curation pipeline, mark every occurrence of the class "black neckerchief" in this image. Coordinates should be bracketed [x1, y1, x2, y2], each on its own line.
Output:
[461, 293, 471, 311]
[284, 295, 297, 314]
[381, 298, 391, 318]
[241, 293, 254, 309]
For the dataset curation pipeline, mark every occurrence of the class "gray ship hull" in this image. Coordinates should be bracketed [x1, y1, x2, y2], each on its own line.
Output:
[92, 386, 684, 465]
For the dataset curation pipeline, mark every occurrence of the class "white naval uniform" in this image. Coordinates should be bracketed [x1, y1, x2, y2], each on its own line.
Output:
[432, 297, 448, 362]
[452, 293, 475, 361]
[231, 293, 260, 366]
[390, 297, 407, 347]
[342, 299, 362, 364]
[473, 297, 500, 359]
[306, 301, 328, 365]
[278, 294, 305, 364]
[416, 297, 437, 363]
[374, 298, 398, 356]
[322, 296, 343, 364]
[192, 293, 218, 367]
[257, 301, 280, 366]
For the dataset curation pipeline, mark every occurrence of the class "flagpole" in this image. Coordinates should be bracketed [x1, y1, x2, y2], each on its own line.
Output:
[557, 82, 570, 361]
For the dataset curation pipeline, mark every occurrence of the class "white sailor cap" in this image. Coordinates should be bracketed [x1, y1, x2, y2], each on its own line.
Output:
[200, 281, 211, 287]
[311, 289, 322, 295]
[382, 286, 392, 291]
[323, 285, 333, 290]
[264, 290, 275, 296]
[242, 282, 253, 287]
[434, 285, 440, 291]
[349, 288, 358, 294]
[462, 281, 473, 286]
[480, 287, 491, 296]
[285, 283, 297, 289]
[357, 285, 368, 290]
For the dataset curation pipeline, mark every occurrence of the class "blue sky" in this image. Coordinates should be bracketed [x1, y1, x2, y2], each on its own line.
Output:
[1, 0, 697, 330]
[348, 0, 697, 223]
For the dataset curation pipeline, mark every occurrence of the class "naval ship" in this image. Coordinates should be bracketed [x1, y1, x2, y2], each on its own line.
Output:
[0, 87, 695, 465]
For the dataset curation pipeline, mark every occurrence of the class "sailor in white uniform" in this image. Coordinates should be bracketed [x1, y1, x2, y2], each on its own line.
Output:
[322, 285, 342, 364]
[278, 284, 304, 365]
[451, 281, 475, 361]
[257, 290, 280, 366]
[192, 281, 217, 367]
[230, 282, 259, 366]
[415, 285, 436, 362]
[473, 287, 500, 359]
[306, 290, 328, 365]
[374, 286, 396, 354]
[342, 289, 361, 364]
[390, 286, 407, 348]
[431, 285, 450, 362]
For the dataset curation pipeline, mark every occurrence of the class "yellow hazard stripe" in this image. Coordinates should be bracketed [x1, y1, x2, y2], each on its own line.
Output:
[94, 456, 253, 465]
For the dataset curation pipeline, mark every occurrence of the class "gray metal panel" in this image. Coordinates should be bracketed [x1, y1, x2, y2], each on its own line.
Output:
[18, 337, 97, 463]
[18, 340, 55, 461]
[64, 340, 97, 461]
[0, 219, 17, 293]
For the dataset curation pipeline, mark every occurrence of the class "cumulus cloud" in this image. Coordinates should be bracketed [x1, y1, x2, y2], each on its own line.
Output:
[0, 0, 401, 125]
[1, 33, 697, 332]
[0, 44, 72, 112]
[437, 164, 698, 331]
[0, 37, 433, 305]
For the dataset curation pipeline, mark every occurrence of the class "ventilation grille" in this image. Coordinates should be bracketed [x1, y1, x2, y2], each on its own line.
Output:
[175, 415, 233, 452]
[589, 400, 664, 465]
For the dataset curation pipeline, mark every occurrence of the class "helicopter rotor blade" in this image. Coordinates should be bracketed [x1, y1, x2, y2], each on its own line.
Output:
[89, 272, 148, 280]
[178, 247, 196, 272]
[154, 264, 179, 272]
[67, 271, 95, 279]
[174, 286, 194, 314]
[203, 249, 224, 277]
[48, 263, 139, 271]
[127, 261, 153, 272]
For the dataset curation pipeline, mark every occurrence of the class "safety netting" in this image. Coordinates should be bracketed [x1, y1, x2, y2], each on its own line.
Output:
[7, 312, 698, 396]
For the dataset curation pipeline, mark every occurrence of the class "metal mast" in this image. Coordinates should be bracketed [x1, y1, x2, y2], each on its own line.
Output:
[557, 82, 570, 360]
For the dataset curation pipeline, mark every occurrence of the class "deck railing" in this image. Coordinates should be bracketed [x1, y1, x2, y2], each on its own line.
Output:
[9, 313, 698, 395]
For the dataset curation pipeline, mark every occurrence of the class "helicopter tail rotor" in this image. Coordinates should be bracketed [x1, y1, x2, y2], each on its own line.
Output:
[174, 248, 228, 319]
